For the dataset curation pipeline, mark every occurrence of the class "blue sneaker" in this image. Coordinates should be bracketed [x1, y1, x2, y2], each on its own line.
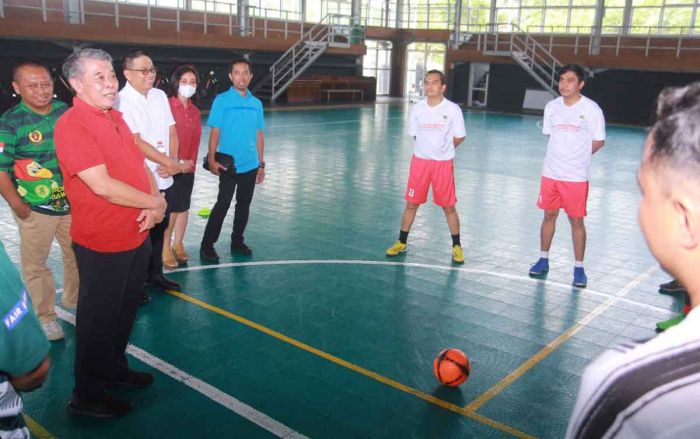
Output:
[529, 258, 549, 276]
[573, 267, 587, 288]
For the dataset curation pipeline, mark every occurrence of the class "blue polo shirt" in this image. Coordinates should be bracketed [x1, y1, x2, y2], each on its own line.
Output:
[207, 87, 265, 173]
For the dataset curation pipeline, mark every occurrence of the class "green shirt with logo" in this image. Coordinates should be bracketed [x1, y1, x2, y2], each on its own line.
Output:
[0, 100, 70, 215]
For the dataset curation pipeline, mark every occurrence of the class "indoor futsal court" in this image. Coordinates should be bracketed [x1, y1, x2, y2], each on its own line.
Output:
[0, 102, 680, 438]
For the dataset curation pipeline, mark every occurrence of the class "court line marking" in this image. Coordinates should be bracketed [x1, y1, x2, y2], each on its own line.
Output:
[169, 259, 672, 317]
[55, 308, 307, 439]
[164, 289, 535, 439]
[463, 265, 657, 412]
[24, 414, 55, 439]
[267, 116, 404, 129]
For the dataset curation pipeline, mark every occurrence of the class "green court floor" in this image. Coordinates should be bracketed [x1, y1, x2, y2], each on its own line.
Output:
[1, 102, 678, 438]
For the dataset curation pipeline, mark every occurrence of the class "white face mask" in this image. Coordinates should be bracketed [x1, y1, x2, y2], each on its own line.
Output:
[178, 84, 196, 99]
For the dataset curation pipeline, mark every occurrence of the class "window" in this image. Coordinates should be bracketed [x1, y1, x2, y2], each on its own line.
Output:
[363, 40, 393, 95]
[405, 42, 446, 97]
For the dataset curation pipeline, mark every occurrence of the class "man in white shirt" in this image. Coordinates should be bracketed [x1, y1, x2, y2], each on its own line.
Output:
[115, 49, 192, 301]
[529, 64, 606, 288]
[567, 83, 700, 438]
[385, 70, 467, 263]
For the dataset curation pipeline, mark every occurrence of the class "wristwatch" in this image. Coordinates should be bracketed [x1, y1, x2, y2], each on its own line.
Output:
[259, 161, 266, 169]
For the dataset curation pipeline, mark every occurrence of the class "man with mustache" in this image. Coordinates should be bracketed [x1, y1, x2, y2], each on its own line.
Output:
[0, 59, 78, 341]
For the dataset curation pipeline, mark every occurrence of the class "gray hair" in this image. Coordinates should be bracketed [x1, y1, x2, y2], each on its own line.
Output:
[62, 48, 113, 80]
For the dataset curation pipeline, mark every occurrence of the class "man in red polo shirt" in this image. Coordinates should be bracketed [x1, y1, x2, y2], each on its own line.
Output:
[54, 48, 166, 419]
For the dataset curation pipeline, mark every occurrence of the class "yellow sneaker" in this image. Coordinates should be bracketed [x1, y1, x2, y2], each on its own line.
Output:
[386, 241, 407, 256]
[452, 245, 465, 264]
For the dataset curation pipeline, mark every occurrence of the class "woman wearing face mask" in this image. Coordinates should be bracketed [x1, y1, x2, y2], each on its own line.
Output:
[163, 65, 202, 267]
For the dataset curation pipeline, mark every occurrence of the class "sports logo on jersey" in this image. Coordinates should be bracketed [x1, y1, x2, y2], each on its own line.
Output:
[28, 130, 43, 144]
[442, 114, 448, 120]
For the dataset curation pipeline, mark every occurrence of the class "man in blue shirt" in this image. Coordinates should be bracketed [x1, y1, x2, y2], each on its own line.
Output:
[200, 58, 265, 262]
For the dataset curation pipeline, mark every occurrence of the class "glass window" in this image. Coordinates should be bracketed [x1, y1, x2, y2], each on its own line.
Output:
[363, 40, 392, 96]
[544, 8, 570, 32]
[405, 42, 446, 97]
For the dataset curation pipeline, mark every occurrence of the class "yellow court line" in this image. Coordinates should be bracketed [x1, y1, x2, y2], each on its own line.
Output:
[24, 414, 55, 439]
[165, 290, 535, 439]
[464, 266, 657, 413]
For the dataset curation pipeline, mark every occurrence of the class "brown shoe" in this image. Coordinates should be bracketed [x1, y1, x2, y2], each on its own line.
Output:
[162, 245, 178, 269]
[172, 243, 189, 263]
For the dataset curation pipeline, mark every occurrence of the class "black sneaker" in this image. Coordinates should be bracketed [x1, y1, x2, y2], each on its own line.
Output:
[231, 242, 252, 256]
[68, 393, 133, 418]
[200, 246, 219, 262]
[106, 370, 154, 389]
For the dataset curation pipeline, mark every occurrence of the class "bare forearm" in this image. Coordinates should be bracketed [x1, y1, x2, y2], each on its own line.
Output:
[136, 136, 173, 166]
[208, 128, 220, 157]
[453, 136, 465, 148]
[0, 172, 24, 208]
[257, 132, 265, 163]
[169, 125, 179, 159]
[592, 140, 605, 154]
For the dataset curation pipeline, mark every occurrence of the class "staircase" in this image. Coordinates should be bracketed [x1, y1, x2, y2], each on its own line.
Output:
[254, 14, 359, 104]
[479, 23, 562, 96]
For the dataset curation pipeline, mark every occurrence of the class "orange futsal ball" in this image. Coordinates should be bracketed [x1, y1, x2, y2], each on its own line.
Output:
[433, 348, 470, 387]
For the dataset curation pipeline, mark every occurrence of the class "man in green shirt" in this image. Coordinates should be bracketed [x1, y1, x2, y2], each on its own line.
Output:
[0, 240, 51, 439]
[0, 60, 78, 341]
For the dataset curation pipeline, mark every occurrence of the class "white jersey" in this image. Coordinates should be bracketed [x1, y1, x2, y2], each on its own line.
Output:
[542, 95, 605, 182]
[408, 97, 466, 161]
[116, 82, 175, 190]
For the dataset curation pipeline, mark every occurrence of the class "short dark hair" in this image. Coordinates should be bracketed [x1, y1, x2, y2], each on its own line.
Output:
[558, 64, 587, 83]
[122, 49, 151, 71]
[229, 57, 251, 73]
[168, 64, 200, 102]
[425, 69, 446, 85]
[13, 59, 51, 82]
[648, 82, 700, 174]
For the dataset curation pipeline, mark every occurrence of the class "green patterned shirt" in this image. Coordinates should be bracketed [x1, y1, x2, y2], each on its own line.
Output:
[0, 100, 69, 215]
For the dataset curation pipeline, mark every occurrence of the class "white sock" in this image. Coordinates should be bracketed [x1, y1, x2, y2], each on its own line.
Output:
[540, 251, 549, 259]
[574, 260, 584, 268]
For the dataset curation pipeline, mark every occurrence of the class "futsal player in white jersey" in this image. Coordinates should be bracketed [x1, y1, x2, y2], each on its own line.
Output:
[385, 70, 467, 263]
[529, 64, 606, 288]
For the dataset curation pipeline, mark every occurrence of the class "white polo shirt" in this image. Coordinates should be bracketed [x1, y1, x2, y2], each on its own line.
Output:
[408, 97, 466, 161]
[542, 95, 606, 182]
[116, 82, 175, 190]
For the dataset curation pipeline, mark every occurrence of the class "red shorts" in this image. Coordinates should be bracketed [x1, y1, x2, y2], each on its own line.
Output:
[537, 176, 589, 218]
[405, 156, 456, 207]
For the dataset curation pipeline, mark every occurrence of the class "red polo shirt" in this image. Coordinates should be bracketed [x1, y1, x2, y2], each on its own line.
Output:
[54, 98, 151, 252]
[169, 96, 201, 167]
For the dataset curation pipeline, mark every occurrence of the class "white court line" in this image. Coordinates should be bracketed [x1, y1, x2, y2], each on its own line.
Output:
[267, 116, 404, 129]
[55, 307, 307, 439]
[169, 259, 673, 317]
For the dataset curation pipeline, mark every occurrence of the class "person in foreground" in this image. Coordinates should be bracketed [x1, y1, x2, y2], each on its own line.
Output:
[566, 82, 700, 438]
[54, 48, 166, 418]
[0, 240, 51, 438]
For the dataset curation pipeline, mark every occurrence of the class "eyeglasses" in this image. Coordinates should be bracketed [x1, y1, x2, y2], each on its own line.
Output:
[126, 67, 157, 76]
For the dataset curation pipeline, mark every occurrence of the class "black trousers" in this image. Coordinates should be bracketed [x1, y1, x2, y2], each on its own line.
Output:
[148, 186, 173, 278]
[72, 239, 151, 401]
[201, 168, 257, 248]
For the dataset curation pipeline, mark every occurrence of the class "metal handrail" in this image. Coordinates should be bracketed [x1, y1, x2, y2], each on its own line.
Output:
[269, 13, 356, 99]
[464, 22, 699, 59]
